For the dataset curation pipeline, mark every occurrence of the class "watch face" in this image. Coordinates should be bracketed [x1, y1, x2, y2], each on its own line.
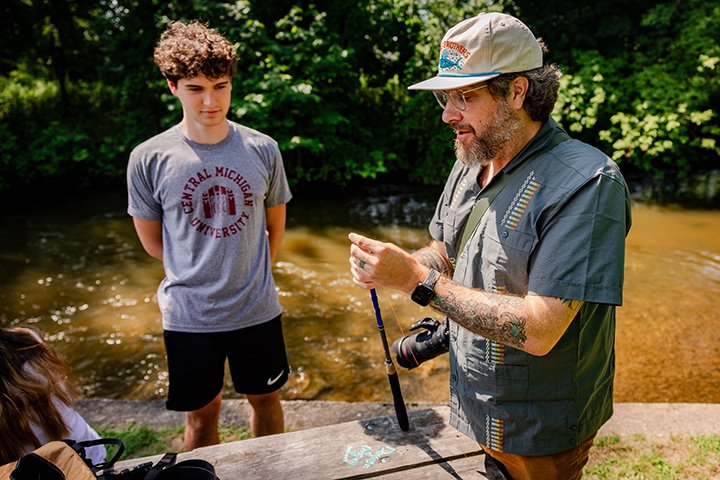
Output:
[411, 284, 434, 306]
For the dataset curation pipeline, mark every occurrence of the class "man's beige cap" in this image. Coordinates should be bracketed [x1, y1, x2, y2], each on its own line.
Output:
[408, 12, 542, 91]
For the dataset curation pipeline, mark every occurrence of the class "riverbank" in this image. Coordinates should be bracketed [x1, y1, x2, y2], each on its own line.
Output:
[77, 399, 720, 438]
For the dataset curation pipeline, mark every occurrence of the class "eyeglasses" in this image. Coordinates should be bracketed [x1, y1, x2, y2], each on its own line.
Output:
[432, 84, 488, 111]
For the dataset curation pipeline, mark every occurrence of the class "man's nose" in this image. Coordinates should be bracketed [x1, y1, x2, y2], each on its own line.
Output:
[441, 102, 462, 124]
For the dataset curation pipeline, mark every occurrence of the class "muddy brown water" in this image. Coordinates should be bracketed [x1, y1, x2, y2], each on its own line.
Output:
[1, 186, 718, 403]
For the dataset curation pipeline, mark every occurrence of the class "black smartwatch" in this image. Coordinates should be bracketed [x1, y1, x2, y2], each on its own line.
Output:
[411, 269, 440, 306]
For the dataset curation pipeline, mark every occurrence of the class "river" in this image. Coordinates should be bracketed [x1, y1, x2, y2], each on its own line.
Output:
[1, 185, 718, 404]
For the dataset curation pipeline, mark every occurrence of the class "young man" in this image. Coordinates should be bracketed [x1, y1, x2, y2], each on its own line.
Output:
[127, 21, 292, 450]
[349, 12, 631, 480]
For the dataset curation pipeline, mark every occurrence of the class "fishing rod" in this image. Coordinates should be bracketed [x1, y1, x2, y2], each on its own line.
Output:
[370, 288, 410, 431]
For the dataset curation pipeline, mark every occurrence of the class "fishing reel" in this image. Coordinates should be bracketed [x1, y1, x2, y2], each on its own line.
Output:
[391, 317, 449, 369]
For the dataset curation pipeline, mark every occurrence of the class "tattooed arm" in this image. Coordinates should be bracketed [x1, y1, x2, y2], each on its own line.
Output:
[431, 275, 583, 355]
[348, 232, 581, 355]
[411, 239, 454, 277]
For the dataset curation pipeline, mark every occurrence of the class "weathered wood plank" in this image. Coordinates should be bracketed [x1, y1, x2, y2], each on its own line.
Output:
[114, 406, 486, 479]
[352, 455, 487, 479]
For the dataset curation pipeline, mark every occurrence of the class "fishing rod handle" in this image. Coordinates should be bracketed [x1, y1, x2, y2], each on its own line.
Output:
[388, 373, 410, 431]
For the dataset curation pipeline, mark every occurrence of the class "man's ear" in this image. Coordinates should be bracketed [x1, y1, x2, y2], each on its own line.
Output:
[510, 76, 529, 110]
[167, 78, 178, 95]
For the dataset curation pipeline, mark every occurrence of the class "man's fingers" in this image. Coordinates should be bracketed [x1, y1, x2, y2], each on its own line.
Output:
[349, 260, 375, 289]
[349, 256, 372, 275]
[348, 232, 381, 253]
[351, 278, 374, 290]
[348, 232, 382, 291]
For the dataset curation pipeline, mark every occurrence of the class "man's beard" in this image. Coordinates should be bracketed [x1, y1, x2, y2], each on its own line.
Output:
[454, 99, 521, 167]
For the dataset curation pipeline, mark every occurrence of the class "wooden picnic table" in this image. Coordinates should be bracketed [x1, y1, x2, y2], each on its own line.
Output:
[114, 405, 487, 479]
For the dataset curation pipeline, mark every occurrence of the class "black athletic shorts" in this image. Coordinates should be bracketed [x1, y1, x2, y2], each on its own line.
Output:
[163, 315, 289, 412]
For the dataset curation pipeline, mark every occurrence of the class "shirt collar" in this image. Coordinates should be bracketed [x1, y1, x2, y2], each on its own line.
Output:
[503, 117, 565, 174]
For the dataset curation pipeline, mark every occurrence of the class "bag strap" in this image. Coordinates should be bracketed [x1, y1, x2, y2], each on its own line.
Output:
[456, 130, 570, 256]
[72, 438, 125, 472]
[456, 171, 511, 257]
[143, 453, 177, 480]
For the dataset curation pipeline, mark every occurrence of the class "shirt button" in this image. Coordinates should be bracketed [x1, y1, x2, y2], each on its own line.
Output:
[570, 424, 577, 431]
[568, 439, 576, 447]
[501, 231, 509, 238]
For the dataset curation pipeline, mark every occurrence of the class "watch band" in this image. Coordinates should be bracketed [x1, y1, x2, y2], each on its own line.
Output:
[411, 268, 440, 306]
[422, 268, 439, 289]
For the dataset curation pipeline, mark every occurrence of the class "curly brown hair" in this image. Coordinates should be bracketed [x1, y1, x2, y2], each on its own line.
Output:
[153, 21, 238, 83]
[487, 39, 561, 122]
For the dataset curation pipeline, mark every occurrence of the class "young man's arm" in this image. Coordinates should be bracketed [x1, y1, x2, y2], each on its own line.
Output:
[265, 204, 286, 263]
[133, 218, 163, 261]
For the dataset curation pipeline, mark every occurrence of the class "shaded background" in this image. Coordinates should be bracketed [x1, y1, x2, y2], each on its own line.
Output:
[1, 0, 718, 204]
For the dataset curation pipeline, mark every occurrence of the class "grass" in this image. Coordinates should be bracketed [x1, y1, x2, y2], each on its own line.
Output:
[97, 424, 250, 460]
[96, 426, 720, 479]
[584, 434, 720, 479]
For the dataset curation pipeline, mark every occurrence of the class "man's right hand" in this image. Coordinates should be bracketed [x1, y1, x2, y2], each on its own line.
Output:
[348, 232, 427, 294]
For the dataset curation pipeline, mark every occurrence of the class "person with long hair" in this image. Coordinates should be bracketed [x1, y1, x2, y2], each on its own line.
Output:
[0, 327, 105, 465]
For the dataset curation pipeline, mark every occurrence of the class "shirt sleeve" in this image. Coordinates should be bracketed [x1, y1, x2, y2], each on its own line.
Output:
[127, 150, 163, 220]
[55, 398, 107, 464]
[264, 146, 292, 208]
[528, 171, 631, 305]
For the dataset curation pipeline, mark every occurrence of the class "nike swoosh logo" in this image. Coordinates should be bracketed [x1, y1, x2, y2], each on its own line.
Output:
[267, 370, 285, 386]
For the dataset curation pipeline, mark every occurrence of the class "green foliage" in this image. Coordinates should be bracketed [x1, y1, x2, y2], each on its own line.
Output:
[0, 0, 718, 192]
[552, 0, 720, 177]
[553, 52, 608, 136]
[230, 4, 376, 183]
[0, 72, 153, 189]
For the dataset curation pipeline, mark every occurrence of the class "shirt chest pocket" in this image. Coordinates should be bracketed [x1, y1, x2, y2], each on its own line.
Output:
[479, 226, 536, 295]
[442, 203, 473, 262]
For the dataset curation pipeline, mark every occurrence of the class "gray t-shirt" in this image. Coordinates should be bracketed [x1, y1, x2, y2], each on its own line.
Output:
[429, 118, 632, 455]
[127, 122, 292, 333]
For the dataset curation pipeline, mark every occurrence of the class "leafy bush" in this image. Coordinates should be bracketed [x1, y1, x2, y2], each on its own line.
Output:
[553, 1, 720, 177]
[0, 0, 717, 194]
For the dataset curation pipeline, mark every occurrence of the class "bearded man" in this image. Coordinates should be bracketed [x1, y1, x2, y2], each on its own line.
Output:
[348, 12, 631, 480]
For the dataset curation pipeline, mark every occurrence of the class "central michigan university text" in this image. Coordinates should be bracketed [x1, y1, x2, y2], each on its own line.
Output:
[182, 166, 255, 215]
[190, 211, 251, 238]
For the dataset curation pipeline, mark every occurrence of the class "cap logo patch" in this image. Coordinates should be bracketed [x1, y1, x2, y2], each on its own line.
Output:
[438, 40, 470, 72]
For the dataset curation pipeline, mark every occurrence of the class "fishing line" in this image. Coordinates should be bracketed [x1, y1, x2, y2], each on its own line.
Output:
[384, 295, 443, 404]
[383, 289, 476, 464]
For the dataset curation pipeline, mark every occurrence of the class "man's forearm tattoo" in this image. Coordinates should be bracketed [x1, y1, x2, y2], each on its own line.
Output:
[433, 280, 528, 350]
[413, 247, 453, 276]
